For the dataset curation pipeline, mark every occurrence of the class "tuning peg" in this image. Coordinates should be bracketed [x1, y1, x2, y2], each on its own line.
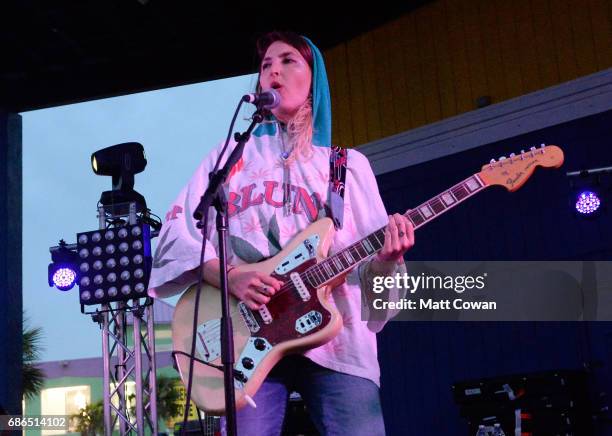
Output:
[510, 152, 516, 161]
[499, 156, 507, 166]
[489, 158, 496, 169]
[540, 143, 546, 153]
[520, 149, 525, 160]
[530, 146, 536, 157]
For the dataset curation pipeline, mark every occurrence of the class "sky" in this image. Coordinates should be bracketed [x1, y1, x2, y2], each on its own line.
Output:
[22, 73, 259, 362]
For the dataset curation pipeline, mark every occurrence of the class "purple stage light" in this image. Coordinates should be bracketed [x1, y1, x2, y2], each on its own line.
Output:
[49, 241, 79, 291]
[575, 191, 601, 215]
[52, 267, 77, 290]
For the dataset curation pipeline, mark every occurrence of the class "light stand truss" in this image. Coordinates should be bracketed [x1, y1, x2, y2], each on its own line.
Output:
[91, 202, 158, 436]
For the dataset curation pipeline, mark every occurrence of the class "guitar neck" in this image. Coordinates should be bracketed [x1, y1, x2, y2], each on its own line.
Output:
[306, 173, 487, 287]
[404, 173, 486, 230]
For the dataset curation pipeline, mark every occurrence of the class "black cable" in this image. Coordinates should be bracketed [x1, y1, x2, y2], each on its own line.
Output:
[146, 211, 163, 228]
[148, 211, 162, 221]
[140, 209, 163, 231]
[213, 99, 245, 174]
[180, 97, 248, 435]
[180, 212, 209, 436]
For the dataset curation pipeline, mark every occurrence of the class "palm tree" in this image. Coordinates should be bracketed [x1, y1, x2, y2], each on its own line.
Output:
[155, 375, 182, 423]
[128, 374, 182, 430]
[22, 317, 45, 400]
[72, 375, 181, 434]
[70, 400, 104, 436]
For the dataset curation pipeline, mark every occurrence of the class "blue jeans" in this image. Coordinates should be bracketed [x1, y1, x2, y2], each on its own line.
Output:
[222, 355, 385, 436]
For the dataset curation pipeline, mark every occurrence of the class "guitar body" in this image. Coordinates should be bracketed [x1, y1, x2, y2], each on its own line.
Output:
[170, 144, 565, 415]
[172, 218, 344, 415]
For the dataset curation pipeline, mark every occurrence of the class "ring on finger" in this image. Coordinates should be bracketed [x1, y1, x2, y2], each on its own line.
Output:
[398, 231, 405, 237]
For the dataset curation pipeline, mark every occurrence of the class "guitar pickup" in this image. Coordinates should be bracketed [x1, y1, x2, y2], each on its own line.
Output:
[290, 272, 311, 302]
[258, 304, 272, 324]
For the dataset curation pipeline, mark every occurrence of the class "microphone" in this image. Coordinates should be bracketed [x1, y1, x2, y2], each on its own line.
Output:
[242, 89, 281, 109]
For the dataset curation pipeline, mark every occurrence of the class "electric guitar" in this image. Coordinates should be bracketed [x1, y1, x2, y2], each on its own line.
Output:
[172, 145, 564, 414]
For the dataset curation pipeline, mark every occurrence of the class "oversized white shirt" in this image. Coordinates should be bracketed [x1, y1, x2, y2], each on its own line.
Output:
[149, 124, 401, 386]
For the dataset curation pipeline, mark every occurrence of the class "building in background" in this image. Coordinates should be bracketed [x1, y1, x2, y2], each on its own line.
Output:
[23, 300, 196, 435]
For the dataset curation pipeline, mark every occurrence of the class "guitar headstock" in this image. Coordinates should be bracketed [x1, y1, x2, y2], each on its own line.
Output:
[478, 144, 564, 191]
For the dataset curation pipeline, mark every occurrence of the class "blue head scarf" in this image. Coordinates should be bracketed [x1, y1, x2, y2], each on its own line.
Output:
[253, 36, 332, 147]
[303, 36, 332, 147]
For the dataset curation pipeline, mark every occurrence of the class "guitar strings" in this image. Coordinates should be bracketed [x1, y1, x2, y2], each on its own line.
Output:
[266, 234, 382, 302]
[265, 177, 482, 302]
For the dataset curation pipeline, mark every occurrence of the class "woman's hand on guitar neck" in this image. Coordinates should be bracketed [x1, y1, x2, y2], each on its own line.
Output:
[201, 258, 283, 311]
[375, 213, 414, 265]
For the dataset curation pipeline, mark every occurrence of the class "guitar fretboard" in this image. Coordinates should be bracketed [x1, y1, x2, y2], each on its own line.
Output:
[305, 228, 386, 288]
[406, 174, 485, 229]
[304, 174, 486, 288]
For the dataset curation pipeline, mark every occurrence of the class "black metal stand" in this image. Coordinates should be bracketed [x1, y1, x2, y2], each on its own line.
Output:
[191, 110, 265, 436]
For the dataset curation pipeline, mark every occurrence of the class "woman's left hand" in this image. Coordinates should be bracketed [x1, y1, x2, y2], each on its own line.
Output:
[376, 213, 415, 263]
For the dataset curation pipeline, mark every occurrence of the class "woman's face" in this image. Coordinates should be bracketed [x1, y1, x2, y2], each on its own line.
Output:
[259, 41, 312, 122]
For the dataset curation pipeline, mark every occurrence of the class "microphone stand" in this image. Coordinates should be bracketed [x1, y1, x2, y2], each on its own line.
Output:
[192, 109, 265, 436]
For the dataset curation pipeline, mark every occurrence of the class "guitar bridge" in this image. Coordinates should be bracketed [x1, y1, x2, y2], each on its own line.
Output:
[238, 302, 260, 333]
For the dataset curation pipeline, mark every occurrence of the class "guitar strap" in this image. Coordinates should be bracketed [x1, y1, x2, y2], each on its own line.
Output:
[328, 145, 348, 230]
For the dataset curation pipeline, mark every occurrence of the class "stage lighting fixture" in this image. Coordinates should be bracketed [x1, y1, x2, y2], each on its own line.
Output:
[575, 191, 601, 215]
[567, 166, 612, 218]
[75, 223, 152, 305]
[48, 240, 79, 291]
[91, 142, 147, 209]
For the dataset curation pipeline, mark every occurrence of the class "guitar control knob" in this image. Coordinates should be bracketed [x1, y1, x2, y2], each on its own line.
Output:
[242, 357, 254, 370]
[254, 338, 266, 351]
